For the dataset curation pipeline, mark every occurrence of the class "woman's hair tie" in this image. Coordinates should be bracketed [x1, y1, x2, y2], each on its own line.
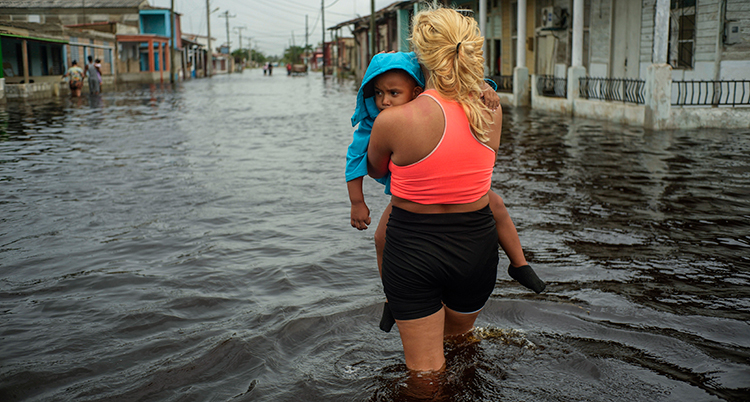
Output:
[456, 42, 462, 55]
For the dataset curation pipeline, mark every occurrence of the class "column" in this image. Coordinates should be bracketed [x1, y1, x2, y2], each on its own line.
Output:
[571, 0, 584, 67]
[567, 0, 586, 101]
[165, 41, 171, 74]
[159, 42, 164, 82]
[0, 37, 4, 101]
[22, 40, 29, 84]
[479, 0, 487, 75]
[645, 0, 672, 129]
[513, 0, 530, 106]
[516, 0, 526, 68]
[148, 39, 155, 73]
[653, 0, 669, 64]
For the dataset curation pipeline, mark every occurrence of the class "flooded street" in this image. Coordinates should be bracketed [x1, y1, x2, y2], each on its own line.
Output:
[1, 69, 749, 401]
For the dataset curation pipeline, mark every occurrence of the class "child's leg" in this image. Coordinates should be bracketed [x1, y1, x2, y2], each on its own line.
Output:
[488, 191, 527, 267]
[374, 202, 392, 278]
[488, 191, 546, 293]
[375, 202, 396, 332]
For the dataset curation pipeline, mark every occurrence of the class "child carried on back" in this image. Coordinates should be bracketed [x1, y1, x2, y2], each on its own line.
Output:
[345, 52, 546, 332]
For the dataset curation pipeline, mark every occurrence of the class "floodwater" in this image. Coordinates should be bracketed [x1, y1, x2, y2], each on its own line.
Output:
[1, 70, 749, 402]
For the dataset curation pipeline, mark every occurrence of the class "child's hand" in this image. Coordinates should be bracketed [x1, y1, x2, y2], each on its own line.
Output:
[480, 83, 500, 111]
[350, 201, 371, 230]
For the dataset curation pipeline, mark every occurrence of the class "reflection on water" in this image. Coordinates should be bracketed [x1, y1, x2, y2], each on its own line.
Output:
[0, 71, 749, 401]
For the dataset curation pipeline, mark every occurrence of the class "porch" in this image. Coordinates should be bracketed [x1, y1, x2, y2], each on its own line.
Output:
[116, 34, 170, 84]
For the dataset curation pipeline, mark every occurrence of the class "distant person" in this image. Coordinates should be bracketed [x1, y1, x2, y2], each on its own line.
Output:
[287, 63, 292, 76]
[63, 60, 84, 97]
[346, 52, 545, 334]
[263, 62, 268, 75]
[268, 62, 273, 76]
[84, 55, 100, 95]
[94, 58, 104, 92]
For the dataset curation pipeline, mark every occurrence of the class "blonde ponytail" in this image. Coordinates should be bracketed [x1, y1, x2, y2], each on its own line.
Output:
[411, 5, 493, 142]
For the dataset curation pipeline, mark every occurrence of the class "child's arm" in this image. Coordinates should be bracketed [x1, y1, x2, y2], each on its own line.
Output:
[346, 118, 376, 230]
[347, 177, 371, 230]
[481, 80, 500, 110]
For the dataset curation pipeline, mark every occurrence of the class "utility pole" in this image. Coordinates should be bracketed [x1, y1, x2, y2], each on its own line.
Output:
[305, 15, 309, 68]
[219, 10, 235, 53]
[205, 0, 213, 77]
[170, 0, 176, 83]
[234, 26, 246, 56]
[321, 0, 325, 78]
[370, 0, 375, 58]
[219, 10, 235, 73]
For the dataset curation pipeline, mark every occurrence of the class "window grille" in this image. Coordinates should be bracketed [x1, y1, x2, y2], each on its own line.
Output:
[668, 0, 696, 69]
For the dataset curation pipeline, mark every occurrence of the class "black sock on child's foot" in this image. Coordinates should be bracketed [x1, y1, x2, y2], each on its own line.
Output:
[379, 302, 395, 333]
[508, 264, 546, 293]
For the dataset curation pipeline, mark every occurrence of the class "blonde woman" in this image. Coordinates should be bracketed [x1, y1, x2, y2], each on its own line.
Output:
[367, 5, 504, 372]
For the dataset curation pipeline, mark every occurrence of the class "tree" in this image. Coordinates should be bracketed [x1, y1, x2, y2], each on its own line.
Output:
[282, 45, 313, 65]
[232, 49, 249, 61]
[250, 49, 267, 64]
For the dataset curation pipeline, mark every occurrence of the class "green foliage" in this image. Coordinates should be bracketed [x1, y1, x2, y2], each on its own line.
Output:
[282, 45, 313, 65]
[250, 49, 267, 63]
[232, 49, 249, 60]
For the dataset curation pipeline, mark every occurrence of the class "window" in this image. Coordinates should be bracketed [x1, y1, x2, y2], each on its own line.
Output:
[103, 41, 111, 63]
[668, 0, 696, 69]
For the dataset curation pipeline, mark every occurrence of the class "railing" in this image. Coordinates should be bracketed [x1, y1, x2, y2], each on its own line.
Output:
[579, 77, 645, 104]
[672, 80, 750, 106]
[489, 75, 513, 93]
[537, 75, 567, 98]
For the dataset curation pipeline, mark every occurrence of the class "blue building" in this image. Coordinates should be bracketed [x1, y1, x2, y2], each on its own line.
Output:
[138, 9, 181, 73]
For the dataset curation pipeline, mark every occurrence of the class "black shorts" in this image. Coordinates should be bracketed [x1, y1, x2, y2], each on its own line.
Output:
[381, 205, 499, 321]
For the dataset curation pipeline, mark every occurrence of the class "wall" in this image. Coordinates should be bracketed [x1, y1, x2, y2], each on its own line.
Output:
[589, 0, 612, 78]
[720, 0, 750, 79]
[574, 98, 646, 126]
[1, 37, 66, 83]
[640, 0, 656, 80]
[66, 38, 114, 77]
[671, 0, 722, 81]
[669, 106, 750, 129]
[500, 0, 536, 74]
[501, 0, 512, 75]
[531, 74, 574, 113]
[118, 71, 162, 83]
[0, 10, 141, 27]
[1, 37, 22, 77]
[140, 12, 168, 37]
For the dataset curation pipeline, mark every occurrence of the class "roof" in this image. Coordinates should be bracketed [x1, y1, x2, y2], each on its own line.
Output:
[0, 0, 148, 9]
[0, 21, 116, 40]
[328, 0, 417, 30]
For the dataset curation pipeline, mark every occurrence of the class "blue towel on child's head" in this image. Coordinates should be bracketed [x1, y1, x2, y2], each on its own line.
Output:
[346, 52, 425, 193]
[350, 52, 425, 128]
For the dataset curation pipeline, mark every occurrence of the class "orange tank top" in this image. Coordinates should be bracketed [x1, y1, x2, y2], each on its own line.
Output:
[388, 89, 496, 204]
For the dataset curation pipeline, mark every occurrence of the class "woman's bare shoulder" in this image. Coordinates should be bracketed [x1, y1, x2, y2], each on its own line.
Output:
[378, 96, 440, 127]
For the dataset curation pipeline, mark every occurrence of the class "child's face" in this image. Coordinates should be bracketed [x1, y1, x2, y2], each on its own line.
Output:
[373, 71, 423, 111]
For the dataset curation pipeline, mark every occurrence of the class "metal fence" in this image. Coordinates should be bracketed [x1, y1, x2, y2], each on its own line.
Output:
[489, 75, 513, 93]
[537, 75, 567, 98]
[672, 80, 750, 106]
[579, 77, 645, 104]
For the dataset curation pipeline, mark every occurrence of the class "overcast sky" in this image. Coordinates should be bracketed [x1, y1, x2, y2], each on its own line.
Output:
[151, 0, 397, 56]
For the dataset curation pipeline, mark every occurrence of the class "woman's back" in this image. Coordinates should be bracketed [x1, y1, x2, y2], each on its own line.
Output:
[370, 87, 502, 213]
[387, 89, 497, 204]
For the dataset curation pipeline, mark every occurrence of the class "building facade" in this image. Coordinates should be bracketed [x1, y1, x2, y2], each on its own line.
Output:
[336, 0, 748, 129]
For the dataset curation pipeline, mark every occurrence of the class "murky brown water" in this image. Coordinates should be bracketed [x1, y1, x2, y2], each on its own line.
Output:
[1, 70, 748, 401]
